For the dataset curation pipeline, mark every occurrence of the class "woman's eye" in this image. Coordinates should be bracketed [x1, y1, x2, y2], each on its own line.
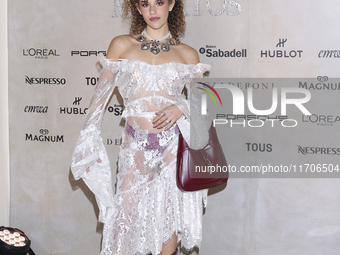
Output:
[156, 1, 164, 5]
[140, 1, 148, 7]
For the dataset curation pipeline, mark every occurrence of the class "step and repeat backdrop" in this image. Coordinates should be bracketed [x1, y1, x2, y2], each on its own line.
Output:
[8, 0, 340, 254]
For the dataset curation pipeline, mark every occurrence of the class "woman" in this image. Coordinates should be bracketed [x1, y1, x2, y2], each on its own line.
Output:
[71, 0, 211, 254]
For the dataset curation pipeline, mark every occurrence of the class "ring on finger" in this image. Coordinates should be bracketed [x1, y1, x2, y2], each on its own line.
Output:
[165, 119, 170, 124]
[161, 112, 165, 117]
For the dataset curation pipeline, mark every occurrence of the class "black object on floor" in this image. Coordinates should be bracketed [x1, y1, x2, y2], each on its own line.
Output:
[0, 226, 32, 255]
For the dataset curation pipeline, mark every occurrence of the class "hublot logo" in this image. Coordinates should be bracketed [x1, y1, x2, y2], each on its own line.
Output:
[60, 97, 88, 115]
[261, 39, 303, 58]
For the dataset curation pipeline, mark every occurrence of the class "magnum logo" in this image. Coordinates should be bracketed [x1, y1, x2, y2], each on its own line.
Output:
[25, 129, 64, 143]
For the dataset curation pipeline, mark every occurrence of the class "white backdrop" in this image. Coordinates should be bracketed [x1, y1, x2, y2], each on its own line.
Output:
[7, 0, 340, 255]
[0, 0, 10, 228]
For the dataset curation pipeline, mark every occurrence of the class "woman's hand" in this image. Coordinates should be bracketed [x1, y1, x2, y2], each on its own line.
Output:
[86, 158, 102, 173]
[153, 105, 183, 130]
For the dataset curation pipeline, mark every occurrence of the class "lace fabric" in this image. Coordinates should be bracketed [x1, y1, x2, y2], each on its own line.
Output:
[71, 54, 212, 255]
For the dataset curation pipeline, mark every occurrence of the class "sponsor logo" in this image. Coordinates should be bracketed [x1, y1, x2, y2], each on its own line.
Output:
[298, 76, 340, 90]
[317, 76, 328, 82]
[84, 78, 124, 115]
[276, 38, 287, 47]
[203, 81, 275, 90]
[85, 77, 99, 86]
[24, 106, 48, 113]
[60, 97, 88, 115]
[25, 129, 64, 143]
[73, 97, 82, 105]
[261, 39, 303, 58]
[302, 114, 340, 127]
[318, 50, 340, 58]
[23, 48, 60, 59]
[112, 0, 241, 17]
[71, 51, 106, 56]
[108, 104, 124, 116]
[246, 143, 272, 152]
[106, 138, 121, 145]
[298, 146, 340, 155]
[220, 81, 275, 90]
[199, 45, 247, 58]
[25, 76, 66, 85]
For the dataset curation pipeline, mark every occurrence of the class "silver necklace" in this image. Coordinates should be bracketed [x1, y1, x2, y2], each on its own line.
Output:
[136, 29, 175, 55]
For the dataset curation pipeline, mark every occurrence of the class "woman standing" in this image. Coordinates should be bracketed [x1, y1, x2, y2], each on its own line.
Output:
[71, 0, 211, 254]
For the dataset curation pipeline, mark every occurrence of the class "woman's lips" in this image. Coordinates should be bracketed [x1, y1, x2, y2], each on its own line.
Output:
[150, 17, 160, 21]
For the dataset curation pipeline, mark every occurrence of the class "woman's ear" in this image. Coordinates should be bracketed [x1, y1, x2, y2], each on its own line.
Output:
[169, 0, 175, 11]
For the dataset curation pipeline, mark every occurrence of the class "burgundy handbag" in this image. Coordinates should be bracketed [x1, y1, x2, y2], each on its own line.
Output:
[176, 124, 229, 191]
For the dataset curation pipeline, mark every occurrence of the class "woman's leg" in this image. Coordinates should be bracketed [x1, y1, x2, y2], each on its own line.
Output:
[161, 232, 177, 255]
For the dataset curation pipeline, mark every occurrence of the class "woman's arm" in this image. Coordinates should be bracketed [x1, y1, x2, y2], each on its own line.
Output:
[152, 45, 201, 130]
[71, 36, 128, 178]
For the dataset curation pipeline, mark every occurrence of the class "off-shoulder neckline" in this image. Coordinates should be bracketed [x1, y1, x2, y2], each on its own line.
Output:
[101, 56, 209, 68]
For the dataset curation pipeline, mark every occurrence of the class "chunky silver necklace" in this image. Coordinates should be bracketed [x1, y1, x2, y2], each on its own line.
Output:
[136, 29, 175, 55]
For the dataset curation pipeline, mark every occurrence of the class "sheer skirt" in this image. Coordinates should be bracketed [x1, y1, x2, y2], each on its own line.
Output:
[100, 116, 207, 255]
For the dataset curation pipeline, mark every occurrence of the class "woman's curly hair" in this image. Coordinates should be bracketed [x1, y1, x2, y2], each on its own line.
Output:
[122, 0, 186, 42]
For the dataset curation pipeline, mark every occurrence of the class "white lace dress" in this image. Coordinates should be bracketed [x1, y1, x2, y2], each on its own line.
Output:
[71, 54, 212, 255]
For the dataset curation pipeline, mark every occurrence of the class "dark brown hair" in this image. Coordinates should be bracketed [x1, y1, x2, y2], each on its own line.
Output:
[122, 0, 186, 42]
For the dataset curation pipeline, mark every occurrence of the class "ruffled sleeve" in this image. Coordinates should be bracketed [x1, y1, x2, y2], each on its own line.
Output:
[175, 63, 212, 150]
[70, 54, 122, 223]
[175, 63, 211, 117]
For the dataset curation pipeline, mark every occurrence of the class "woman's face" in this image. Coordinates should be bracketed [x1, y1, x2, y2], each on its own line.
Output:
[136, 0, 175, 31]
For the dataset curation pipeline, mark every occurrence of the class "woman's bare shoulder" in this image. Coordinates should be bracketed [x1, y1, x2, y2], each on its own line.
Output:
[175, 42, 200, 65]
[106, 34, 135, 59]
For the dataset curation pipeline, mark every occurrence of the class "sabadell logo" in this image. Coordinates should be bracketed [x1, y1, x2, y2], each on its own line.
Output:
[199, 45, 247, 58]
